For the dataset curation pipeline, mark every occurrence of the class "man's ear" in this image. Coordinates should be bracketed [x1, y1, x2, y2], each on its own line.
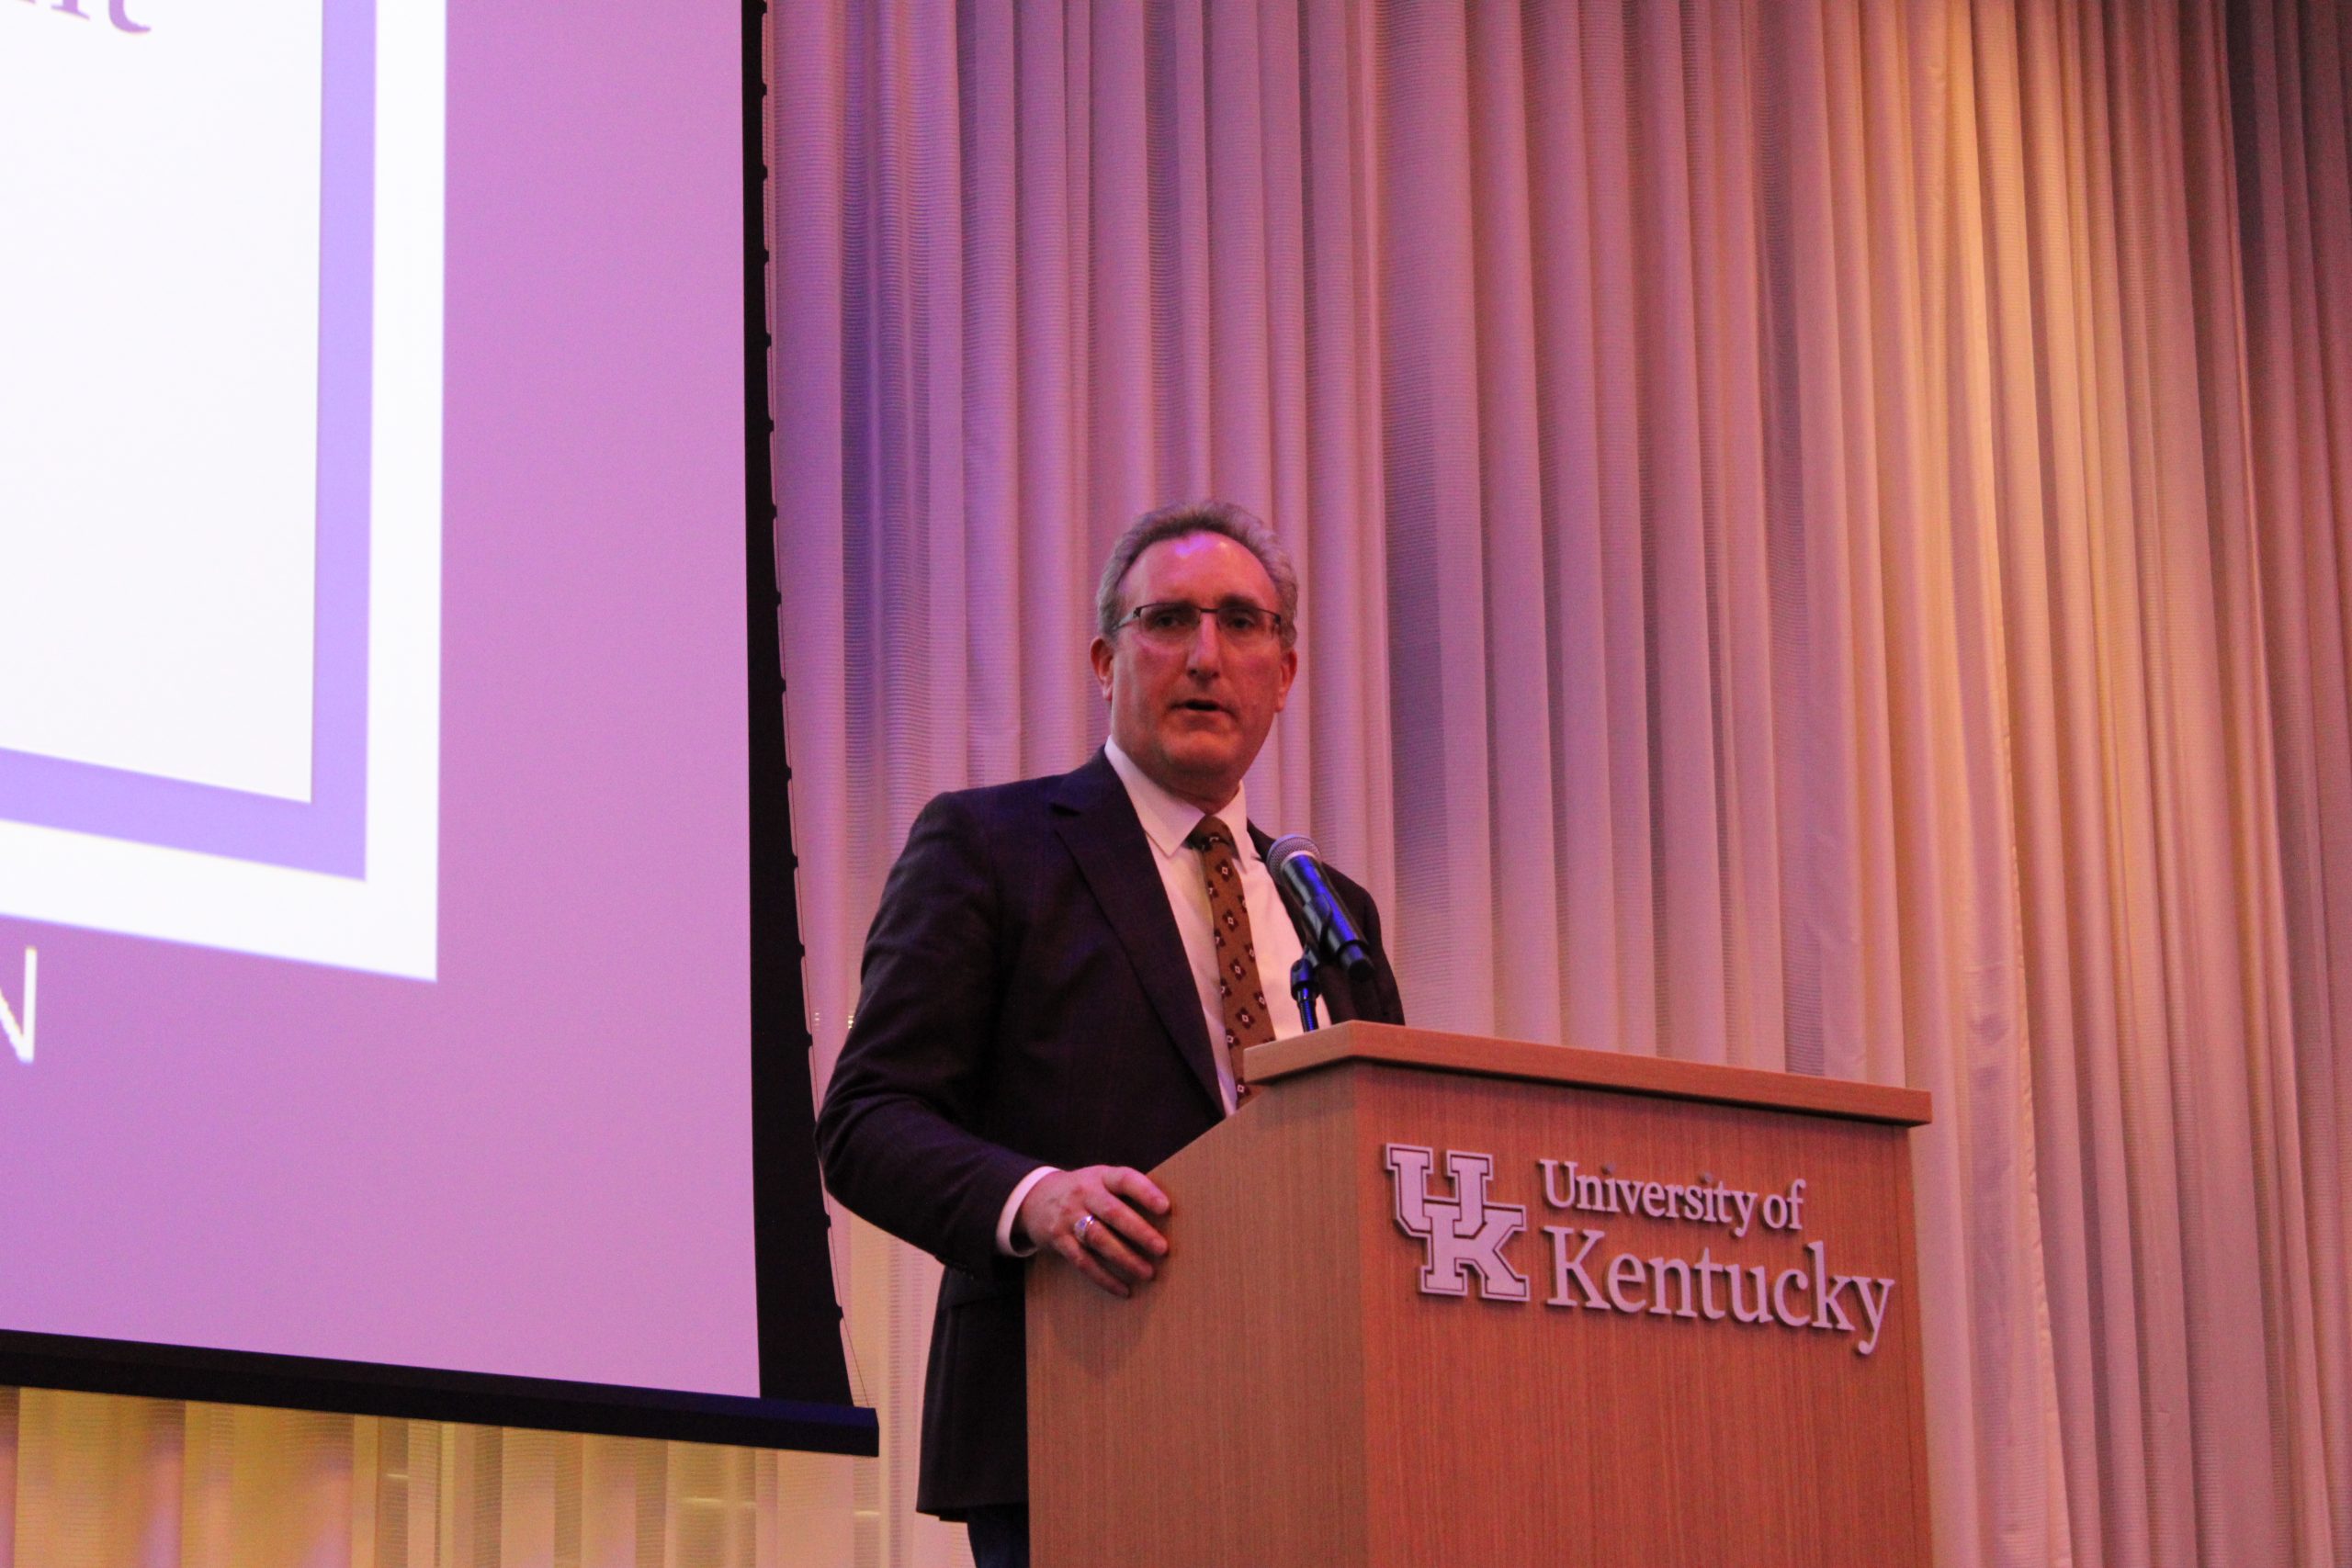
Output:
[1089, 636, 1115, 700]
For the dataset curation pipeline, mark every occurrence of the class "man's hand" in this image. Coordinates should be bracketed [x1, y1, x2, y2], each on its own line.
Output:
[1016, 1166, 1170, 1298]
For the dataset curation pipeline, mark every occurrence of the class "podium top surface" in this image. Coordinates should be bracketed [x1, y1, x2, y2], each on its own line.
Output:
[1245, 1021, 1931, 1126]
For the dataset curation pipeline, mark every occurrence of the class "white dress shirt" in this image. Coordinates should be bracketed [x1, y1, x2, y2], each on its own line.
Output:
[993, 739, 1309, 1252]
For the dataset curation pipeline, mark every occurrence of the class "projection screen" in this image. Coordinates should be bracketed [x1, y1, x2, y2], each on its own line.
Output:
[0, 0, 862, 1448]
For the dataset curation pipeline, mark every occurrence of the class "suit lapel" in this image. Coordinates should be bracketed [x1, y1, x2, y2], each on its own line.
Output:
[1051, 753, 1224, 1111]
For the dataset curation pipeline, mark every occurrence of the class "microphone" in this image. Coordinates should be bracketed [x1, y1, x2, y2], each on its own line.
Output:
[1265, 835, 1375, 983]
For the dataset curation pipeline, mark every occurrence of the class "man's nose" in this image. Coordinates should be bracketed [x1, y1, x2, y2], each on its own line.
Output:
[1182, 617, 1227, 671]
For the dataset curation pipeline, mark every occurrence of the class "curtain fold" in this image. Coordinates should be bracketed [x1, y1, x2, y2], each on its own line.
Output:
[0, 1393, 859, 1568]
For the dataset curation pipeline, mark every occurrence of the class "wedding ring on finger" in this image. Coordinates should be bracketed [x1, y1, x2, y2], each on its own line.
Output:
[1073, 1213, 1098, 1248]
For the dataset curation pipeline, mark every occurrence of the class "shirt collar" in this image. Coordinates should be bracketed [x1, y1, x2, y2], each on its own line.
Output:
[1103, 738, 1253, 863]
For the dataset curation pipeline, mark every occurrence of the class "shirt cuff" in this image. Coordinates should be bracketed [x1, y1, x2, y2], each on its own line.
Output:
[995, 1166, 1059, 1256]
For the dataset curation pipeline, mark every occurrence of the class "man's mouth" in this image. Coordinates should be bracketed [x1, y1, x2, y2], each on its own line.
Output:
[1173, 699, 1229, 718]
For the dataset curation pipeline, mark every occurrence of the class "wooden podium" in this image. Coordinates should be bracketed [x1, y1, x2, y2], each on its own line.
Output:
[1028, 1022, 1932, 1567]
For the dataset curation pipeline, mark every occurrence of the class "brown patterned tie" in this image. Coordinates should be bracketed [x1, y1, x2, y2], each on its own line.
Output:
[1184, 818, 1275, 1105]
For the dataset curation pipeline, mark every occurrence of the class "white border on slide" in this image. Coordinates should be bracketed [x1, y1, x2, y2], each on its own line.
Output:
[0, 3, 445, 982]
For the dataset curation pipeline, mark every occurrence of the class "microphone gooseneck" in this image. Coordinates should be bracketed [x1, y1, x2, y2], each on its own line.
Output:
[1265, 834, 1375, 984]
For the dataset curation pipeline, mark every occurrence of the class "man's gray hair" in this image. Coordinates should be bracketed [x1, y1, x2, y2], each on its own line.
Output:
[1094, 500, 1300, 649]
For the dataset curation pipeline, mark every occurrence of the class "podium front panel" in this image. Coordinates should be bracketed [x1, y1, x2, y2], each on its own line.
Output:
[1029, 1026, 1928, 1567]
[1347, 1059, 1927, 1566]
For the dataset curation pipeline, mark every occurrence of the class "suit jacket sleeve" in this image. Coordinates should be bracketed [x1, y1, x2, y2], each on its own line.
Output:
[816, 791, 1040, 1277]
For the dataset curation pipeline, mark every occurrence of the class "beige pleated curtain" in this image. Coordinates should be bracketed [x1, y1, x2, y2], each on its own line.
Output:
[775, 1, 2350, 1566]
[5, 1, 2346, 1564]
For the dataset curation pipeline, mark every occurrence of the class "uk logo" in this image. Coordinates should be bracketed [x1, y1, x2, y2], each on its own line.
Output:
[1384, 1144, 1531, 1302]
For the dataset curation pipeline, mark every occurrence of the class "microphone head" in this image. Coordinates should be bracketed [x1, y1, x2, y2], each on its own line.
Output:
[1264, 832, 1375, 983]
[1265, 833, 1320, 872]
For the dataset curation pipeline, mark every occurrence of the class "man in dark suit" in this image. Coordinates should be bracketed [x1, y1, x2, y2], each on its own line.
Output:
[816, 501, 1405, 1568]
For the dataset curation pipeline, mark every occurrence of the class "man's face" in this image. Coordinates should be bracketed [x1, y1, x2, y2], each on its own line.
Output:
[1091, 531, 1297, 813]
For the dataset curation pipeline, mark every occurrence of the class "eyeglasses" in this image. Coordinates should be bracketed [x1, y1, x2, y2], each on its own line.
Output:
[1114, 600, 1288, 649]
